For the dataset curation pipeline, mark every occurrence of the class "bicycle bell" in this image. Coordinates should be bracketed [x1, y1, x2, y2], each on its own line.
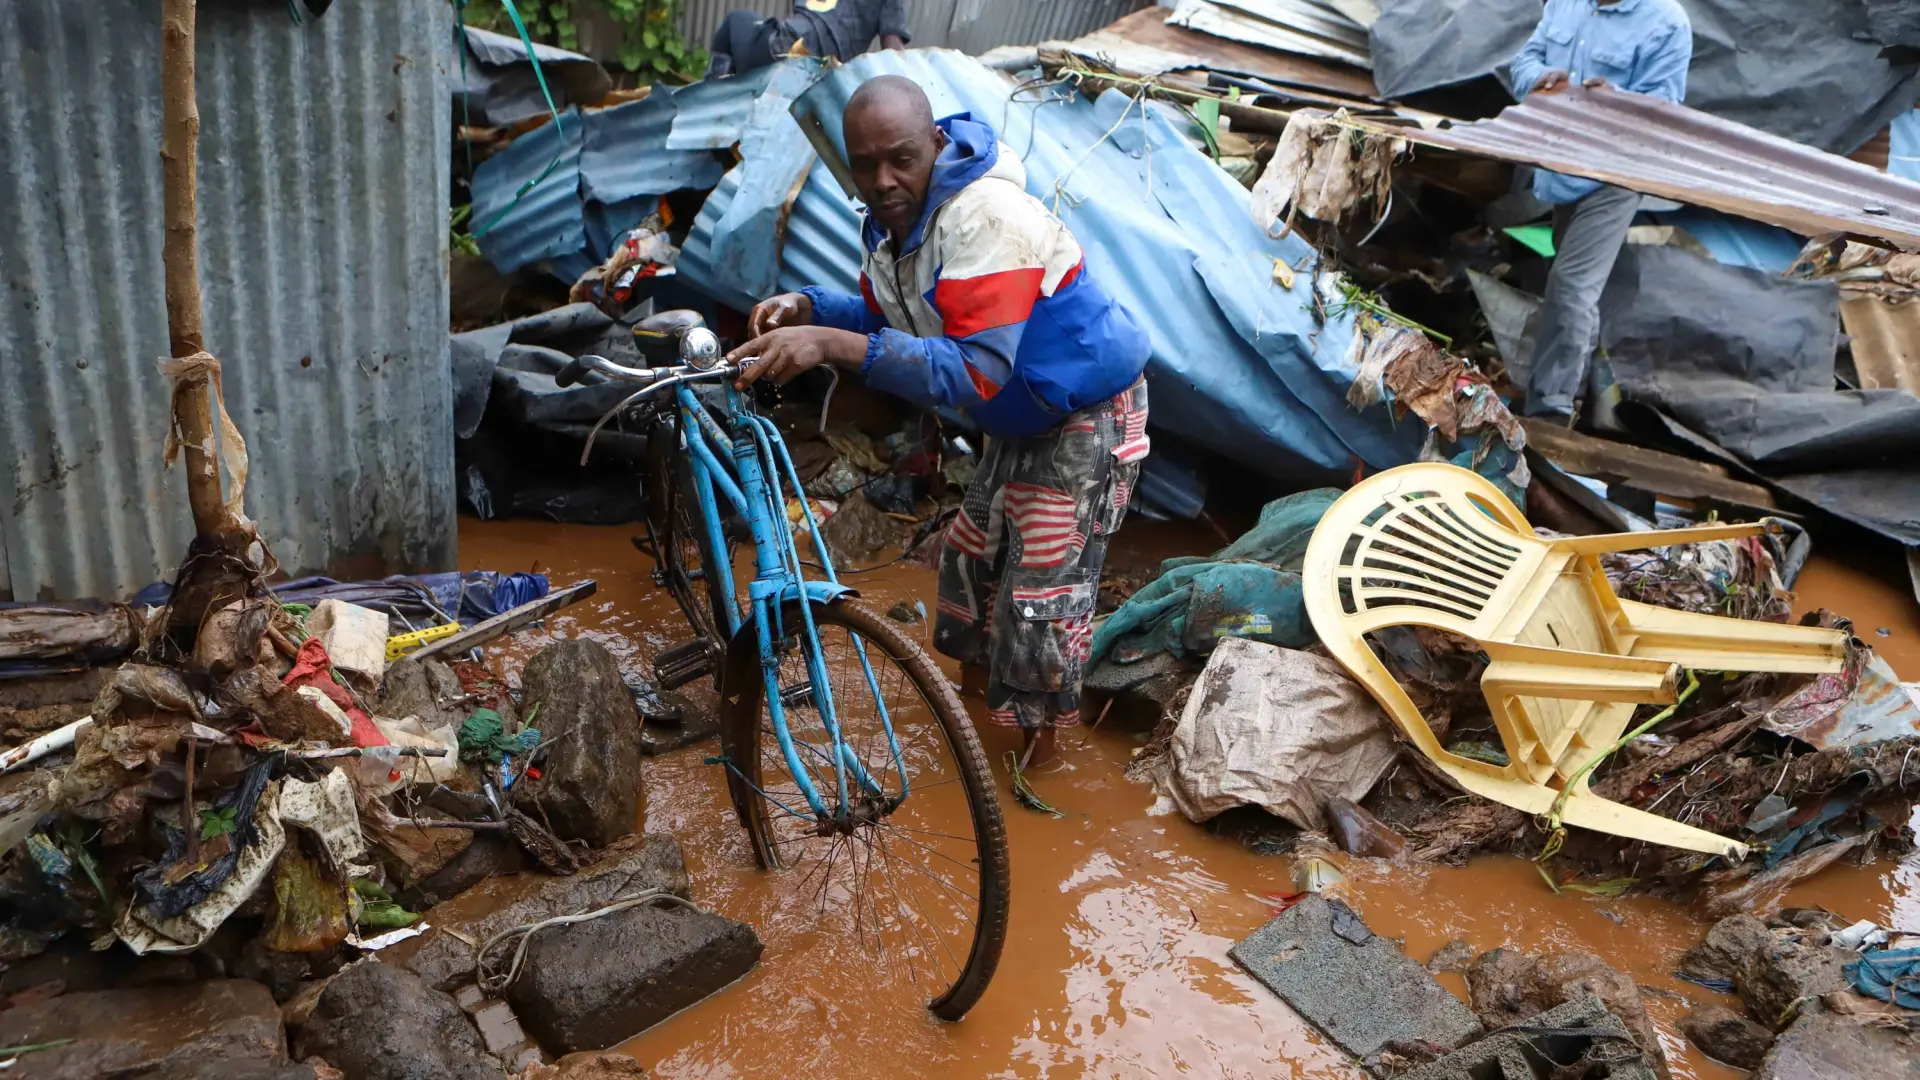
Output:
[680, 326, 722, 370]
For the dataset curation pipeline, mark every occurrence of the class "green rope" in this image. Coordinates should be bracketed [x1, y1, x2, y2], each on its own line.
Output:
[455, 0, 570, 240]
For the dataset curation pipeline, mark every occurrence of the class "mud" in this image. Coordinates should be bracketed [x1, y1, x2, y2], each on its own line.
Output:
[458, 518, 1920, 1080]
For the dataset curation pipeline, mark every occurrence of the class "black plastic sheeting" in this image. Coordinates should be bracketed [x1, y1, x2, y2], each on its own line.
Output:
[1601, 245, 1920, 548]
[1370, 0, 1538, 100]
[1368, 0, 1920, 153]
[452, 304, 656, 526]
[455, 26, 612, 127]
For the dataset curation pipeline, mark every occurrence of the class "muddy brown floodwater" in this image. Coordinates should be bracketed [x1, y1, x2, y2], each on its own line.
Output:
[459, 517, 1920, 1080]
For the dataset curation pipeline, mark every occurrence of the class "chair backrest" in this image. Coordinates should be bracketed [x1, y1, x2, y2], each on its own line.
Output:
[1308, 466, 1544, 639]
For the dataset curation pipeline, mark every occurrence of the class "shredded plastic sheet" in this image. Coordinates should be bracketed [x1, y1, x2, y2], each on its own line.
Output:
[1149, 639, 1399, 830]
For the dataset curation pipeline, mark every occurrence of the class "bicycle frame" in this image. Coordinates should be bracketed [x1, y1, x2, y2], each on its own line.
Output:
[669, 380, 913, 825]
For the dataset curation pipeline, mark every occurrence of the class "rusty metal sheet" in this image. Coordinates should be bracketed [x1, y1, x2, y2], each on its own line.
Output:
[1839, 291, 1920, 395]
[1376, 85, 1920, 250]
[1069, 5, 1378, 99]
[1765, 654, 1920, 750]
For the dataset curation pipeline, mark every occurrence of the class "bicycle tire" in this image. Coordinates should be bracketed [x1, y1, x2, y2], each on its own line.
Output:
[644, 412, 734, 655]
[719, 597, 1010, 1021]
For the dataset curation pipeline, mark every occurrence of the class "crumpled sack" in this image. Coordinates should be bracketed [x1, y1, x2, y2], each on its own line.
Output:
[1149, 638, 1399, 830]
[1249, 109, 1403, 238]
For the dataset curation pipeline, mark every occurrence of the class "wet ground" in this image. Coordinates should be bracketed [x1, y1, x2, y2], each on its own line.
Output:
[460, 516, 1920, 1080]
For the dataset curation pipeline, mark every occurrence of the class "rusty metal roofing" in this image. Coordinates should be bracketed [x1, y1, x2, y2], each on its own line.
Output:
[1378, 85, 1920, 250]
[1839, 291, 1920, 395]
[1067, 6, 1378, 99]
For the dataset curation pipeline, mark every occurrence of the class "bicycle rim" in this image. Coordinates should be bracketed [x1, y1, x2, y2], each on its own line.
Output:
[720, 599, 1010, 1020]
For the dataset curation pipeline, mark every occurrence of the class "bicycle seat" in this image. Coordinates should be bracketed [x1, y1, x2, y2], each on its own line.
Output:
[631, 309, 707, 363]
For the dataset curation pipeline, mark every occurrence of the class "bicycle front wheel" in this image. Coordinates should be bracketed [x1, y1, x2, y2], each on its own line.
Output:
[719, 598, 1009, 1021]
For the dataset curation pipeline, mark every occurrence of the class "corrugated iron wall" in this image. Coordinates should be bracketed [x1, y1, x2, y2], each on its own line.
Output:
[0, 0, 454, 603]
[678, 0, 1146, 53]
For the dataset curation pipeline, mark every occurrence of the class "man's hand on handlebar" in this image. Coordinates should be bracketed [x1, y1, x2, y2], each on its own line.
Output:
[747, 292, 815, 338]
[727, 326, 869, 389]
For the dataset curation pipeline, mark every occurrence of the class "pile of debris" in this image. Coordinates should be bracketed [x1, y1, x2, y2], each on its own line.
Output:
[0, 568, 767, 1076]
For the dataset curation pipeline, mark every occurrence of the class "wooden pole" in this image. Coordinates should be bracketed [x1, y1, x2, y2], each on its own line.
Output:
[159, 0, 230, 539]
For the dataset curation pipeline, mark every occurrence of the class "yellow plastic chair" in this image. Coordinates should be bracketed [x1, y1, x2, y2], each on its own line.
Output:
[1302, 463, 1849, 859]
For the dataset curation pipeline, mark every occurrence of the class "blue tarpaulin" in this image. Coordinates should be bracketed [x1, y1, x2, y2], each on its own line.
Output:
[470, 64, 815, 279]
[682, 49, 1425, 482]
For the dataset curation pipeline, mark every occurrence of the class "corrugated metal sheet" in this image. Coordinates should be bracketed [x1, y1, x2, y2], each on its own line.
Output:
[1839, 291, 1920, 395]
[1380, 84, 1920, 250]
[0, 0, 453, 603]
[686, 48, 1424, 479]
[474, 62, 816, 279]
[941, 0, 1150, 55]
[1066, 6, 1378, 98]
[680, 0, 1146, 54]
[1165, 0, 1371, 69]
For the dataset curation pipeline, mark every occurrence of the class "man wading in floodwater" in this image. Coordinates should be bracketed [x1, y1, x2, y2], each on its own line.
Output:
[726, 75, 1152, 777]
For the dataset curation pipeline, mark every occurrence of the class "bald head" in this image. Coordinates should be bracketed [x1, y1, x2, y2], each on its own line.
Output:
[844, 75, 945, 242]
[846, 74, 936, 132]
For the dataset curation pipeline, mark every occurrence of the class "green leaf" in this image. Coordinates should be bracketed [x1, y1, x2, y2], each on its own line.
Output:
[618, 41, 645, 71]
[664, 38, 684, 58]
[199, 806, 240, 842]
[650, 53, 670, 71]
[642, 27, 657, 48]
[1560, 877, 1637, 898]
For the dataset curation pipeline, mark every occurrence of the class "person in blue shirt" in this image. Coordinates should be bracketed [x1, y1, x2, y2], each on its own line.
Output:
[707, 0, 909, 79]
[1509, 0, 1692, 419]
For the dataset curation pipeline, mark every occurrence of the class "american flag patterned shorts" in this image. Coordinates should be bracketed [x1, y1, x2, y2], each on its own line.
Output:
[932, 379, 1149, 729]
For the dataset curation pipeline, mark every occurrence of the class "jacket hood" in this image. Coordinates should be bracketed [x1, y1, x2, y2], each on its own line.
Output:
[862, 113, 1024, 256]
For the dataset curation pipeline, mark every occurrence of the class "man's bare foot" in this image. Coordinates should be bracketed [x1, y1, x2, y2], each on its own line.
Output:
[1020, 726, 1058, 768]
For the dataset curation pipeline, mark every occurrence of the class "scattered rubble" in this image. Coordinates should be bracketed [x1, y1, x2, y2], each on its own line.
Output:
[1752, 1003, 1917, 1080]
[1464, 948, 1670, 1078]
[1397, 995, 1658, 1080]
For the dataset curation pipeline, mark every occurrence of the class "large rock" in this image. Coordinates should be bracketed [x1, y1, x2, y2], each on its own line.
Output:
[396, 834, 689, 991]
[1679, 914, 1773, 983]
[513, 640, 645, 847]
[0, 979, 285, 1079]
[294, 962, 504, 1080]
[1740, 938, 1854, 1029]
[506, 903, 763, 1054]
[1680, 915, 1854, 1028]
[1682, 1002, 1775, 1069]
[1465, 949, 1669, 1079]
[1753, 1005, 1918, 1079]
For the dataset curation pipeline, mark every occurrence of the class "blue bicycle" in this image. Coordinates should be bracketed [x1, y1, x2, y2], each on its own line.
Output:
[560, 321, 1009, 1020]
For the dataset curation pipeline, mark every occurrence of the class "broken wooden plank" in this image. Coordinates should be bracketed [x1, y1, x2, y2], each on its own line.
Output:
[407, 580, 598, 662]
[1520, 420, 1777, 511]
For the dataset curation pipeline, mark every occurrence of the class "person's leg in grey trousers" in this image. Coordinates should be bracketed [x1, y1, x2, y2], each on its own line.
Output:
[1525, 184, 1641, 418]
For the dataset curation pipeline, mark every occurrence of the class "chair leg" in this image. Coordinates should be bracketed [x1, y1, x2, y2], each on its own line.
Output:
[1555, 786, 1749, 860]
[1617, 600, 1849, 674]
[1553, 521, 1772, 556]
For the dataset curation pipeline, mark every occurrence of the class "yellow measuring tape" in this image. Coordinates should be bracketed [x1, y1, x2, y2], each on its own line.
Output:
[385, 622, 461, 661]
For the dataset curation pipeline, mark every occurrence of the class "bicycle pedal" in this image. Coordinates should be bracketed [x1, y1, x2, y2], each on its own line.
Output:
[654, 639, 717, 691]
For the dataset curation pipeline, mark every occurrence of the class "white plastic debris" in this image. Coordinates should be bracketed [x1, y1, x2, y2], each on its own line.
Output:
[306, 599, 391, 685]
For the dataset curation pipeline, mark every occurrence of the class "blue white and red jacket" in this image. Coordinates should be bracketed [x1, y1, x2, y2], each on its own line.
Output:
[799, 114, 1150, 439]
